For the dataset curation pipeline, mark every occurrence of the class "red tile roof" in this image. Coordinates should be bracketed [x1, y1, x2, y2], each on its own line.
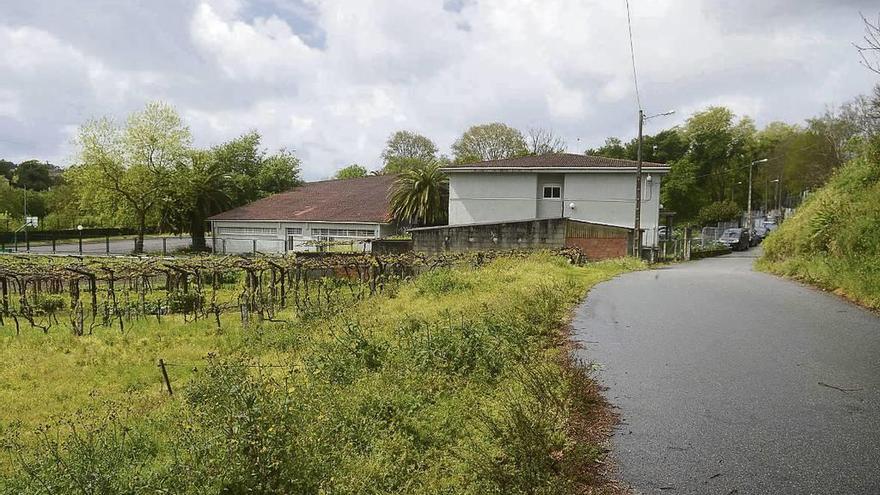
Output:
[208, 174, 396, 223]
[443, 153, 668, 170]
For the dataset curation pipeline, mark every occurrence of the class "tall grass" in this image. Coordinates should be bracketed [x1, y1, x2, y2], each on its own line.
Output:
[758, 138, 880, 309]
[1, 253, 643, 494]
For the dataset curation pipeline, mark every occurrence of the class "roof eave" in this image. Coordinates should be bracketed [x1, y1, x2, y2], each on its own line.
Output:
[441, 166, 670, 173]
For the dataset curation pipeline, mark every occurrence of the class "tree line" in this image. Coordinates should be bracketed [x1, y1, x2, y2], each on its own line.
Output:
[3, 85, 877, 247]
[586, 86, 880, 224]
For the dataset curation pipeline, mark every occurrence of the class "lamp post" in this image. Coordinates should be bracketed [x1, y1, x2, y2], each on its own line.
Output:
[634, 109, 675, 256]
[77, 224, 84, 254]
[747, 158, 768, 234]
[771, 178, 780, 216]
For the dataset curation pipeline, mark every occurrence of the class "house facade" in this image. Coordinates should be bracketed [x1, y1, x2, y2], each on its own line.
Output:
[208, 174, 398, 254]
[442, 153, 669, 247]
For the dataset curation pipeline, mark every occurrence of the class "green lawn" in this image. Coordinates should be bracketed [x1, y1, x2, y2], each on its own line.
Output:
[1, 253, 643, 494]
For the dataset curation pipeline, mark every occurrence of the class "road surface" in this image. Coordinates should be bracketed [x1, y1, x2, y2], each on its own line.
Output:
[573, 249, 880, 494]
[5, 236, 198, 255]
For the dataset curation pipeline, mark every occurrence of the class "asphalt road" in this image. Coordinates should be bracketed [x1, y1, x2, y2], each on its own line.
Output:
[6, 236, 196, 255]
[573, 249, 880, 494]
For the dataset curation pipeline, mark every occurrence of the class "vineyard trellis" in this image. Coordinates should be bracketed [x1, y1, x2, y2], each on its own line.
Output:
[0, 249, 587, 336]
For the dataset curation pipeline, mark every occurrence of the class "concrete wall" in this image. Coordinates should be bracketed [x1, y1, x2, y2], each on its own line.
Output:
[411, 218, 633, 260]
[448, 172, 538, 225]
[412, 218, 567, 255]
[563, 173, 662, 247]
[211, 220, 385, 254]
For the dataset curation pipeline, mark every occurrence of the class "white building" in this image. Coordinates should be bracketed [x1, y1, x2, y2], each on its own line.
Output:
[208, 174, 398, 254]
[442, 153, 669, 247]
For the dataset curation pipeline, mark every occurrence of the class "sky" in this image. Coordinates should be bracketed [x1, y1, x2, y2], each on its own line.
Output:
[0, 0, 878, 180]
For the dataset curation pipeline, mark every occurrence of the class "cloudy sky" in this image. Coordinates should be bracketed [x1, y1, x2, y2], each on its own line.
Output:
[1, 0, 877, 179]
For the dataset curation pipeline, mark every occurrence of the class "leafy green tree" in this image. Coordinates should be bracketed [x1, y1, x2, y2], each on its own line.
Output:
[585, 137, 627, 158]
[72, 101, 191, 253]
[389, 162, 448, 226]
[334, 164, 368, 179]
[168, 150, 234, 250]
[158, 133, 302, 249]
[257, 149, 302, 194]
[12, 160, 58, 191]
[452, 123, 528, 163]
[0, 159, 15, 182]
[661, 107, 757, 222]
[382, 131, 439, 173]
[696, 200, 741, 225]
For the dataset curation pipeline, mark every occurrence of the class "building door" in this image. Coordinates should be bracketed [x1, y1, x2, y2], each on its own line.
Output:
[537, 183, 563, 218]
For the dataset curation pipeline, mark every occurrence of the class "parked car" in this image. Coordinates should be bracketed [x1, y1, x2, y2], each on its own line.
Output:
[763, 221, 779, 232]
[718, 228, 749, 251]
[753, 226, 769, 243]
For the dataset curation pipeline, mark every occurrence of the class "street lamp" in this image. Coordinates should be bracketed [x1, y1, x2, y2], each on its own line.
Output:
[771, 178, 780, 214]
[748, 158, 768, 234]
[634, 109, 675, 256]
[77, 224, 84, 254]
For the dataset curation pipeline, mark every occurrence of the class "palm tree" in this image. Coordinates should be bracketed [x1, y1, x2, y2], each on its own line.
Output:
[389, 161, 448, 227]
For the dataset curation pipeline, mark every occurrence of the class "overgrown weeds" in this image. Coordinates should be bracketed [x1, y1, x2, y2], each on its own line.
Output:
[1, 253, 642, 494]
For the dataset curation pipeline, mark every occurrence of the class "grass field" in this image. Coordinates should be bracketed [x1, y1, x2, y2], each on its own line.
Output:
[1, 253, 642, 494]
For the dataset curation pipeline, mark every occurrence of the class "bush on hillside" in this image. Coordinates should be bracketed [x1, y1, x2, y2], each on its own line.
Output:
[759, 137, 880, 308]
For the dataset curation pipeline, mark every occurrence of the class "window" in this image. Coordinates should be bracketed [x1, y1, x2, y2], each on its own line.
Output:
[312, 227, 375, 238]
[286, 228, 303, 236]
[218, 226, 276, 236]
[542, 185, 561, 199]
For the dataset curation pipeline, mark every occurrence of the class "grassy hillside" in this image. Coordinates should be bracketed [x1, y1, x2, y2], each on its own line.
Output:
[1, 253, 642, 494]
[758, 139, 880, 310]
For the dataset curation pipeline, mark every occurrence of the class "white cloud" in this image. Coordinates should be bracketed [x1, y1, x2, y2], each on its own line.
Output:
[0, 0, 876, 176]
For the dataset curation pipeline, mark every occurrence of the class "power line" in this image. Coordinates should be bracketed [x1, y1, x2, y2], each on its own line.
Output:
[624, 0, 642, 112]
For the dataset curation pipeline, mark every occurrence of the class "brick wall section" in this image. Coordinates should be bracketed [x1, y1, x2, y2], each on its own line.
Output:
[564, 237, 628, 259]
[564, 220, 632, 260]
[411, 218, 567, 255]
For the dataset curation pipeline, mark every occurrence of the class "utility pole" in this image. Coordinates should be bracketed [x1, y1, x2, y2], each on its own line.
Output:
[747, 158, 768, 234]
[633, 109, 644, 257]
[633, 109, 675, 257]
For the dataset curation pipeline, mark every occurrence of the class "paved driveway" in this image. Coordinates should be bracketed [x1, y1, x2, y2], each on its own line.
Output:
[7, 237, 198, 255]
[573, 249, 880, 494]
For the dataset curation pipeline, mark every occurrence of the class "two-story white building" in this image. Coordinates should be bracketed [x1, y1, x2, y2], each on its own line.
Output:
[442, 153, 669, 247]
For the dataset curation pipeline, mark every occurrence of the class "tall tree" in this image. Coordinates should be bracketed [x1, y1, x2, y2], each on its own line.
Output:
[334, 164, 368, 179]
[0, 160, 15, 182]
[452, 123, 528, 163]
[389, 161, 448, 226]
[72, 101, 191, 253]
[526, 128, 566, 155]
[163, 134, 302, 249]
[661, 107, 757, 222]
[12, 160, 58, 191]
[381, 131, 438, 173]
[585, 137, 627, 158]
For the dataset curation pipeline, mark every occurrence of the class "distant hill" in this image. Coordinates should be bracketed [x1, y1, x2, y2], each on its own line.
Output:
[758, 139, 880, 309]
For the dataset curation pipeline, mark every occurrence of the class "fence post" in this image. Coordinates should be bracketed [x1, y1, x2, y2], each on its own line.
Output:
[25, 231, 29, 252]
[158, 359, 173, 396]
[253, 239, 257, 255]
[162, 237, 167, 256]
[52, 234, 56, 254]
[105, 235, 110, 254]
[222, 238, 226, 255]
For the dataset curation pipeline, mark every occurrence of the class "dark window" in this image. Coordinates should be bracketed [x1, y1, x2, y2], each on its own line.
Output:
[543, 185, 561, 199]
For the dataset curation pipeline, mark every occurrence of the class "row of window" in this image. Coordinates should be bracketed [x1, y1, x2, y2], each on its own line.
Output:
[219, 226, 375, 238]
[312, 228, 375, 238]
[218, 226, 277, 236]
